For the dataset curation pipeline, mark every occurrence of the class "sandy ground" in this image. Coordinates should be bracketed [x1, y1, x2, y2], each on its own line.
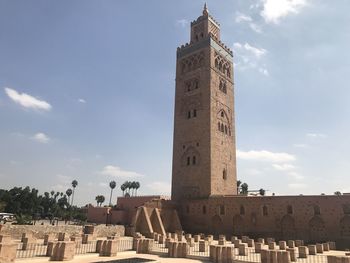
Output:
[16, 251, 210, 263]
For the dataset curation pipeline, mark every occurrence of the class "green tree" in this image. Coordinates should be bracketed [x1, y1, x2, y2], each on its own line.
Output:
[71, 180, 78, 206]
[240, 183, 249, 195]
[121, 183, 126, 197]
[109, 181, 116, 206]
[259, 188, 266, 196]
[237, 180, 242, 194]
[135, 182, 140, 196]
[65, 189, 73, 205]
[95, 195, 105, 206]
[334, 191, 342, 196]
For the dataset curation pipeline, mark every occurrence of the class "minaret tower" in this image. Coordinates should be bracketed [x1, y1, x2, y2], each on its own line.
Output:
[171, 5, 237, 201]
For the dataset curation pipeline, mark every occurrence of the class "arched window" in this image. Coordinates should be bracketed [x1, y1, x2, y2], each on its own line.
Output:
[215, 59, 218, 68]
[203, 205, 207, 214]
[221, 123, 224, 132]
[187, 111, 191, 119]
[263, 206, 268, 216]
[193, 109, 197, 117]
[218, 122, 221, 131]
[240, 205, 245, 215]
[287, 205, 293, 215]
[192, 156, 196, 165]
[195, 35, 199, 41]
[225, 125, 228, 134]
[220, 205, 225, 215]
[227, 69, 230, 77]
[200, 32, 204, 38]
[221, 111, 224, 118]
[195, 80, 199, 89]
[223, 169, 227, 180]
[187, 157, 190, 166]
[314, 205, 321, 215]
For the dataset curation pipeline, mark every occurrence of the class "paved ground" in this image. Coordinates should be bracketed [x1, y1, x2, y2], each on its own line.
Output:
[16, 251, 210, 263]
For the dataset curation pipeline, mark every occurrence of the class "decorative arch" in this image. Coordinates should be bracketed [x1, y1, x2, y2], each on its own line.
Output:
[309, 216, 327, 242]
[181, 146, 201, 167]
[281, 214, 296, 240]
[217, 109, 231, 136]
[233, 214, 245, 236]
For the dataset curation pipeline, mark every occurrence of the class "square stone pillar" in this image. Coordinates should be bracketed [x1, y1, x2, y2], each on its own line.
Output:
[279, 241, 287, 250]
[277, 250, 291, 263]
[82, 234, 95, 244]
[255, 242, 263, 253]
[215, 245, 223, 263]
[0, 236, 11, 244]
[185, 233, 192, 239]
[209, 245, 216, 261]
[0, 243, 17, 263]
[225, 246, 234, 263]
[186, 237, 194, 247]
[158, 235, 165, 244]
[286, 248, 296, 262]
[268, 241, 276, 250]
[308, 245, 316, 255]
[99, 240, 118, 257]
[323, 243, 330, 251]
[233, 239, 241, 248]
[22, 237, 36, 250]
[266, 237, 275, 243]
[218, 239, 226, 245]
[258, 238, 265, 244]
[328, 241, 336, 250]
[21, 233, 33, 243]
[194, 235, 201, 242]
[165, 238, 172, 248]
[269, 250, 278, 263]
[247, 239, 254, 247]
[316, 243, 324, 253]
[50, 241, 75, 261]
[199, 240, 208, 252]
[231, 236, 238, 243]
[83, 225, 95, 235]
[206, 235, 214, 241]
[287, 240, 295, 248]
[239, 243, 247, 256]
[219, 234, 226, 241]
[295, 240, 303, 247]
[171, 233, 177, 240]
[260, 249, 269, 263]
[57, 233, 67, 242]
[242, 236, 249, 243]
[298, 246, 308, 258]
[43, 234, 54, 245]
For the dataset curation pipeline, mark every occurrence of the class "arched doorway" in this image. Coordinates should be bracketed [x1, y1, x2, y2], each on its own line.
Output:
[309, 216, 327, 242]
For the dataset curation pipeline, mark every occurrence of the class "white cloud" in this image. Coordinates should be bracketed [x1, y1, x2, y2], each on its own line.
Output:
[237, 150, 296, 163]
[272, 163, 296, 171]
[233, 43, 268, 76]
[100, 165, 144, 178]
[32, 132, 50, 143]
[56, 174, 72, 184]
[249, 23, 262, 33]
[307, 133, 327, 138]
[176, 19, 188, 28]
[293, 143, 308, 148]
[288, 183, 307, 189]
[78, 98, 86, 103]
[146, 181, 171, 196]
[4, 87, 52, 111]
[99, 182, 108, 188]
[260, 0, 308, 24]
[235, 13, 252, 23]
[288, 172, 304, 180]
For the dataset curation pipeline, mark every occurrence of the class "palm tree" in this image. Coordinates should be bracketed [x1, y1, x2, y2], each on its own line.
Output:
[126, 181, 131, 195]
[240, 183, 248, 195]
[50, 190, 55, 197]
[121, 183, 126, 197]
[236, 180, 242, 194]
[109, 181, 116, 206]
[131, 181, 137, 196]
[135, 182, 140, 196]
[95, 195, 105, 206]
[259, 188, 266, 196]
[71, 180, 78, 206]
[66, 189, 73, 205]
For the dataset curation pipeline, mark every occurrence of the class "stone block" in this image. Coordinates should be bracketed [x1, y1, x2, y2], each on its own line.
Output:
[50, 241, 75, 261]
[258, 238, 265, 244]
[287, 240, 295, 248]
[0, 236, 11, 244]
[21, 233, 33, 243]
[158, 235, 165, 244]
[43, 234, 54, 245]
[219, 234, 226, 241]
[70, 236, 82, 247]
[215, 245, 223, 263]
[260, 249, 269, 263]
[22, 237, 37, 250]
[99, 240, 118, 257]
[96, 240, 103, 253]
[46, 241, 57, 256]
[231, 236, 238, 243]
[329, 241, 336, 250]
[0, 243, 17, 263]
[218, 239, 226, 245]
[242, 236, 249, 243]
[279, 241, 287, 250]
[199, 240, 208, 252]
[233, 239, 241, 248]
[199, 233, 205, 239]
[170, 233, 177, 240]
[82, 234, 95, 244]
[268, 241, 276, 250]
[287, 248, 296, 262]
[206, 235, 214, 241]
[225, 246, 235, 263]
[209, 245, 216, 261]
[316, 243, 324, 253]
[185, 233, 191, 239]
[308, 245, 316, 255]
[277, 250, 290, 263]
[295, 240, 303, 247]
[248, 238, 254, 247]
[298, 246, 308, 258]
[323, 243, 330, 251]
[83, 225, 95, 235]
[194, 235, 201, 242]
[269, 250, 278, 263]
[266, 237, 275, 243]
[255, 242, 263, 253]
[165, 238, 172, 248]
[239, 243, 247, 256]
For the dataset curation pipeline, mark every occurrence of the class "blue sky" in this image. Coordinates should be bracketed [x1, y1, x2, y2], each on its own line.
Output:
[1, 0, 350, 205]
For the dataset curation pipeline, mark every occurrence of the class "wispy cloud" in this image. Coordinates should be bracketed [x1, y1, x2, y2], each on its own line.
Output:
[235, 12, 262, 33]
[260, 0, 308, 24]
[100, 165, 144, 178]
[4, 87, 52, 111]
[32, 132, 50, 143]
[307, 133, 327, 138]
[288, 172, 304, 180]
[233, 42, 268, 76]
[175, 19, 188, 28]
[78, 98, 86, 103]
[272, 163, 296, 171]
[146, 181, 171, 196]
[237, 150, 296, 163]
[293, 143, 308, 148]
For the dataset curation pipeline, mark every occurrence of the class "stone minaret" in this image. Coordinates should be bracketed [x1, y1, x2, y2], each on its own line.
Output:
[171, 5, 237, 201]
